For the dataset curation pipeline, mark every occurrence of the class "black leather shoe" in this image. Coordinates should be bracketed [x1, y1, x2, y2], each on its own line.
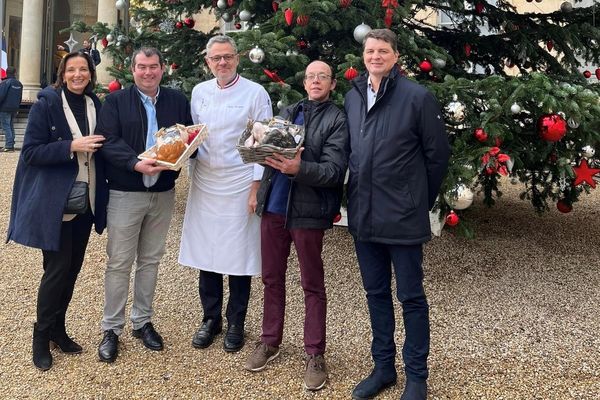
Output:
[132, 322, 164, 351]
[400, 380, 427, 400]
[98, 330, 119, 363]
[223, 324, 245, 352]
[351, 368, 397, 400]
[192, 318, 222, 349]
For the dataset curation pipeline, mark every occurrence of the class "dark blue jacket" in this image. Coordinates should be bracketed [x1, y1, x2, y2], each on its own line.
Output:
[96, 85, 192, 192]
[256, 99, 349, 230]
[0, 77, 23, 113]
[344, 68, 451, 245]
[7, 87, 108, 251]
[96, 85, 193, 192]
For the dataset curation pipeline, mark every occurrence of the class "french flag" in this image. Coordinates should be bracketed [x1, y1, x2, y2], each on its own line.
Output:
[0, 35, 7, 79]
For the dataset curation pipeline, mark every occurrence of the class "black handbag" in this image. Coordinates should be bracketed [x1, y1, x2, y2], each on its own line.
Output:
[64, 181, 89, 214]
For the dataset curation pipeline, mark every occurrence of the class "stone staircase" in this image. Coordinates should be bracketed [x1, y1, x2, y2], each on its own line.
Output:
[0, 106, 30, 149]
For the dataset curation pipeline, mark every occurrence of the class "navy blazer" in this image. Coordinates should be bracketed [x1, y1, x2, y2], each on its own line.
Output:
[7, 87, 108, 252]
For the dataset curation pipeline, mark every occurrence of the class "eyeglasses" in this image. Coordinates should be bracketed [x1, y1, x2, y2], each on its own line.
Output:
[206, 54, 237, 63]
[304, 73, 332, 81]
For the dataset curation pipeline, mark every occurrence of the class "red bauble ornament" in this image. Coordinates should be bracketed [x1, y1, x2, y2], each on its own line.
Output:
[184, 17, 195, 28]
[272, 1, 279, 12]
[235, 22, 242, 29]
[384, 8, 393, 28]
[583, 70, 592, 78]
[445, 211, 459, 227]
[475, 2, 484, 14]
[227, 0, 235, 6]
[340, 0, 352, 7]
[296, 14, 310, 26]
[537, 114, 567, 142]
[556, 200, 573, 213]
[474, 127, 488, 142]
[464, 43, 472, 57]
[108, 79, 122, 93]
[284, 8, 294, 26]
[595, 68, 600, 80]
[101, 37, 109, 48]
[175, 21, 183, 29]
[419, 60, 432, 73]
[546, 40, 554, 51]
[170, 62, 178, 70]
[297, 39, 307, 49]
[572, 159, 600, 188]
[344, 66, 359, 80]
[333, 213, 342, 223]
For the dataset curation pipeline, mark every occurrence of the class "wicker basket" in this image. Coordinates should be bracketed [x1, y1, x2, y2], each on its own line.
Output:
[236, 119, 304, 164]
[138, 124, 208, 171]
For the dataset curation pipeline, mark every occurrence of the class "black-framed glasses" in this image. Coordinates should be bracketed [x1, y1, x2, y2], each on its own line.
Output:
[206, 54, 237, 63]
[304, 73, 331, 81]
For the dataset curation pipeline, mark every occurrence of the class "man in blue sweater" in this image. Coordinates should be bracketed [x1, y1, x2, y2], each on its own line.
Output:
[0, 66, 23, 151]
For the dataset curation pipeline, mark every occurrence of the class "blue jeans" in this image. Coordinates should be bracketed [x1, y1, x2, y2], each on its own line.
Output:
[0, 112, 15, 149]
[354, 240, 430, 382]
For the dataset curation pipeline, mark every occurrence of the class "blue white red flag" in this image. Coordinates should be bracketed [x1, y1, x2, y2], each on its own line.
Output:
[0, 35, 8, 79]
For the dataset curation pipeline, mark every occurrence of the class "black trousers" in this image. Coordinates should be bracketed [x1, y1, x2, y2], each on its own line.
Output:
[37, 210, 93, 331]
[198, 270, 251, 326]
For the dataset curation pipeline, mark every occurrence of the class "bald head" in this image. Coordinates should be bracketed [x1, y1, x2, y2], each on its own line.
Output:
[303, 61, 336, 102]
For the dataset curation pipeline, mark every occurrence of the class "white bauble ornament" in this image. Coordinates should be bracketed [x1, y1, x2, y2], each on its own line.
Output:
[445, 94, 465, 123]
[433, 58, 446, 68]
[560, 1, 573, 12]
[277, 100, 285, 109]
[221, 12, 233, 22]
[106, 33, 114, 42]
[239, 10, 252, 21]
[249, 46, 265, 64]
[444, 184, 474, 210]
[582, 145, 596, 158]
[510, 103, 521, 114]
[217, 0, 227, 9]
[353, 23, 371, 43]
[116, 0, 127, 10]
[567, 117, 579, 129]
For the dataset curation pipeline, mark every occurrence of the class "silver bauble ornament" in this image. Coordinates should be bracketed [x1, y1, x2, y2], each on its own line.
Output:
[117, 34, 126, 43]
[444, 184, 474, 210]
[221, 12, 233, 22]
[217, 0, 227, 9]
[277, 100, 285, 109]
[353, 23, 371, 43]
[510, 103, 521, 114]
[433, 58, 446, 68]
[248, 46, 265, 64]
[115, 0, 127, 10]
[567, 117, 579, 129]
[445, 94, 465, 123]
[560, 1, 573, 12]
[106, 33, 114, 42]
[582, 145, 596, 158]
[239, 10, 252, 21]
[285, 49, 298, 56]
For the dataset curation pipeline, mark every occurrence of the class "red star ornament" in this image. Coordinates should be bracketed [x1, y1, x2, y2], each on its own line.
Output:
[572, 159, 600, 188]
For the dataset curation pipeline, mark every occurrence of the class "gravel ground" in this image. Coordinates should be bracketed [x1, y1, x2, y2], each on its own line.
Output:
[1, 151, 599, 399]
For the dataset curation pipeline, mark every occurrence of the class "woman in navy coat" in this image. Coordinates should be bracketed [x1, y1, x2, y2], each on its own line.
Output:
[7, 52, 108, 371]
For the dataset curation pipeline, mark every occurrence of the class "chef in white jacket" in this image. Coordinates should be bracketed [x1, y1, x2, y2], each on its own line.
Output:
[179, 35, 272, 353]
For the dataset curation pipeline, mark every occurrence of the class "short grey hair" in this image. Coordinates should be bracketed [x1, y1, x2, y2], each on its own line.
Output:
[206, 35, 238, 55]
[131, 47, 165, 69]
[363, 29, 398, 53]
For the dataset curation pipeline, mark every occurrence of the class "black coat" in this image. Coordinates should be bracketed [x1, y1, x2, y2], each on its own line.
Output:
[96, 85, 193, 192]
[256, 99, 349, 230]
[7, 87, 108, 251]
[0, 77, 23, 113]
[344, 68, 451, 245]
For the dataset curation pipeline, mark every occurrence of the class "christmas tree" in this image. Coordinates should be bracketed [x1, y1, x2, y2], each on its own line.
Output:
[69, 0, 600, 235]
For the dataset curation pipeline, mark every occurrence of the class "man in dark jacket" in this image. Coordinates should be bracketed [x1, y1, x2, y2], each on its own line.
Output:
[0, 66, 23, 151]
[245, 60, 349, 391]
[95, 47, 192, 363]
[81, 39, 101, 66]
[345, 29, 451, 400]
